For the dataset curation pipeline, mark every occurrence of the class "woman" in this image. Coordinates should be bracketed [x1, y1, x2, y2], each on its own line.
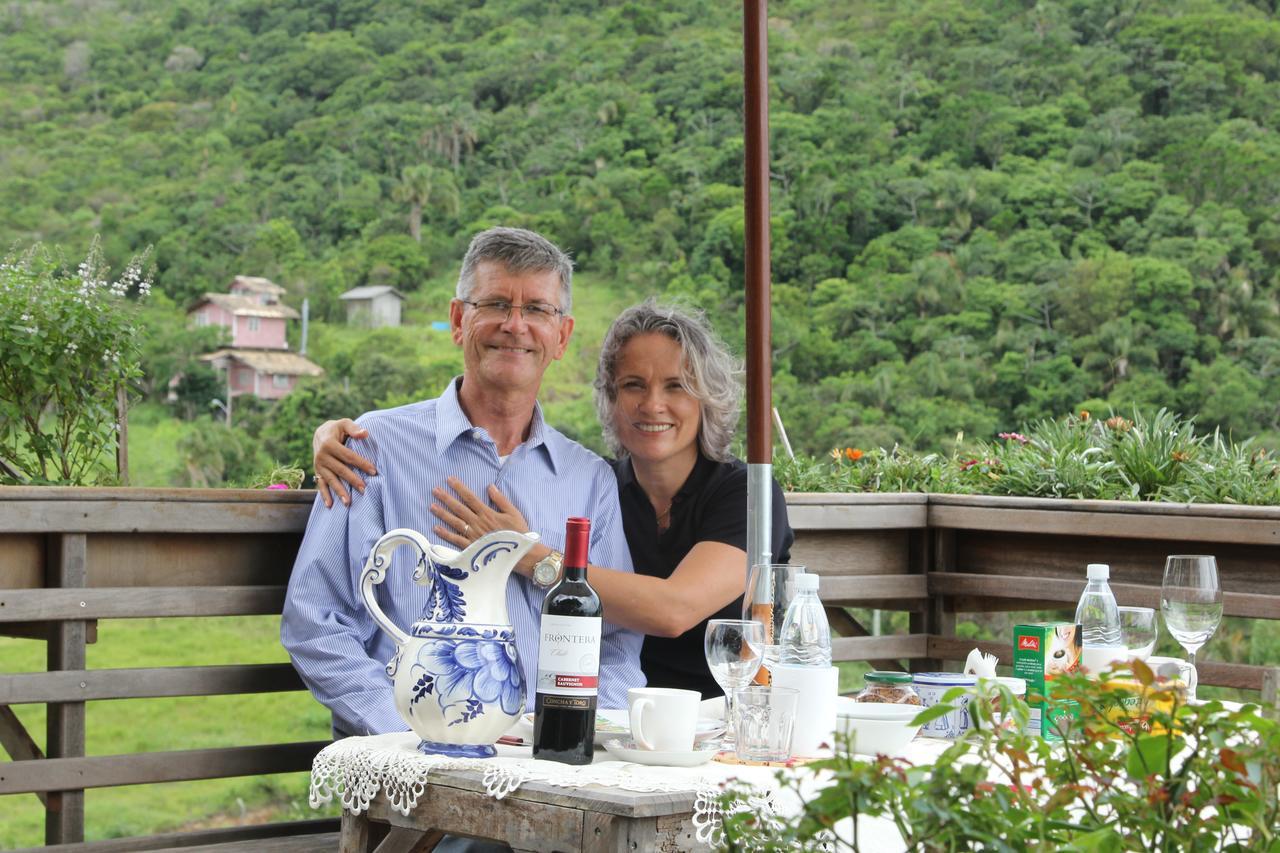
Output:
[312, 300, 793, 696]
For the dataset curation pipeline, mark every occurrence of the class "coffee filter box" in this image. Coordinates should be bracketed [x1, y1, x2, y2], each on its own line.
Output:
[1012, 622, 1082, 740]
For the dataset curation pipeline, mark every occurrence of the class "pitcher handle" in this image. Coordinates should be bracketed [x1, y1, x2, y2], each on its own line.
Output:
[359, 528, 434, 648]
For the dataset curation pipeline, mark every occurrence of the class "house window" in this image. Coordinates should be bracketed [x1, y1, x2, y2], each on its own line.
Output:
[195, 312, 208, 327]
[273, 374, 290, 389]
[248, 316, 261, 332]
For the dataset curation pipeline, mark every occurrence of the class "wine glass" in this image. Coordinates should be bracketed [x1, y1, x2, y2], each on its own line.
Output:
[742, 563, 806, 683]
[704, 619, 764, 747]
[1160, 555, 1223, 701]
[1119, 606, 1157, 661]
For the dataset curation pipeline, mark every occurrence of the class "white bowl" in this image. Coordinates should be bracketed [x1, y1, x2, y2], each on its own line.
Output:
[835, 701, 923, 756]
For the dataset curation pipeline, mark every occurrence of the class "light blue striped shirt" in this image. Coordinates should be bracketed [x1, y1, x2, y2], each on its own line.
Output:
[282, 378, 646, 736]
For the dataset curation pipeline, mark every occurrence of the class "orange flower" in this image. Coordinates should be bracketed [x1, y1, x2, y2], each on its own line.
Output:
[1106, 416, 1133, 432]
[846, 447, 864, 462]
[1172, 451, 1190, 462]
[1079, 410, 1091, 420]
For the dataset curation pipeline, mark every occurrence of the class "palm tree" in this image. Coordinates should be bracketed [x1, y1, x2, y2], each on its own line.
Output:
[420, 104, 483, 171]
[392, 165, 460, 244]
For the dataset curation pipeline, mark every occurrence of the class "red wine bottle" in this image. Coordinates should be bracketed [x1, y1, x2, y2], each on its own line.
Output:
[532, 517, 602, 764]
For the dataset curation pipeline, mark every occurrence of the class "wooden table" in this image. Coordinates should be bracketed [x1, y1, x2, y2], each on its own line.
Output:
[337, 765, 710, 853]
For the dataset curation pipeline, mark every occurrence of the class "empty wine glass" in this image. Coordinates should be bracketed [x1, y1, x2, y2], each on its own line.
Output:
[704, 619, 764, 747]
[1119, 606, 1157, 661]
[1160, 555, 1223, 701]
[742, 563, 806, 683]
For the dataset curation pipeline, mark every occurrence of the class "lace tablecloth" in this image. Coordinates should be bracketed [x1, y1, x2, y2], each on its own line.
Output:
[310, 731, 951, 849]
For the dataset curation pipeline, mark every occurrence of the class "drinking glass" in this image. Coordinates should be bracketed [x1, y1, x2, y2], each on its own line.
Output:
[742, 563, 806, 683]
[733, 685, 799, 762]
[1118, 606, 1157, 661]
[1160, 555, 1223, 700]
[704, 619, 764, 747]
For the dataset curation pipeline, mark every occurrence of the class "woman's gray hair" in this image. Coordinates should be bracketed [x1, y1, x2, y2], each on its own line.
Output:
[594, 299, 743, 461]
[456, 226, 574, 313]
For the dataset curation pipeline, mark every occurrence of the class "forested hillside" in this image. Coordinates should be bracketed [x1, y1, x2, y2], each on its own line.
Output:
[5, 0, 1280, 461]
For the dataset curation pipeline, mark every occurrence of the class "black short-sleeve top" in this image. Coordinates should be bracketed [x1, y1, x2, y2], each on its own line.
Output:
[612, 452, 795, 697]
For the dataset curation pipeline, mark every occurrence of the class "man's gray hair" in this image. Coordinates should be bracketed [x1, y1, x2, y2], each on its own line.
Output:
[594, 299, 742, 461]
[456, 227, 574, 313]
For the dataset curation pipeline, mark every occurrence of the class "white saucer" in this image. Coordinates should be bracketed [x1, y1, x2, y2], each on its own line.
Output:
[694, 718, 726, 743]
[602, 738, 720, 767]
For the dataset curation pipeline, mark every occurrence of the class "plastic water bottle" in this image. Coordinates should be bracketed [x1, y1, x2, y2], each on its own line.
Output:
[1075, 563, 1124, 673]
[778, 572, 832, 667]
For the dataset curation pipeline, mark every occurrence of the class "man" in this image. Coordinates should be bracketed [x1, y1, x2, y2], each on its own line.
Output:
[282, 226, 645, 738]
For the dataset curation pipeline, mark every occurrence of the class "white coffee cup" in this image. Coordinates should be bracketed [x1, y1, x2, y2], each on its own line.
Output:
[627, 687, 701, 752]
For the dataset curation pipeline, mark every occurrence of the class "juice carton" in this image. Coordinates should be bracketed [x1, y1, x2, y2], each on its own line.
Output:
[1013, 622, 1082, 740]
[1093, 677, 1185, 735]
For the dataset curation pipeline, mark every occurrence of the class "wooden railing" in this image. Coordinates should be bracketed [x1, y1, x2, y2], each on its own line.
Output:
[0, 487, 329, 850]
[791, 493, 1280, 695]
[2, 487, 1279, 848]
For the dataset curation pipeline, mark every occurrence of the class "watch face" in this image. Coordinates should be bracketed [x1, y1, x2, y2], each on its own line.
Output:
[534, 559, 558, 586]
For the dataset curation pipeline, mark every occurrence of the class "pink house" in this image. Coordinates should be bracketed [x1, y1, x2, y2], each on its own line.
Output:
[199, 348, 324, 400]
[189, 277, 298, 349]
[188, 276, 323, 402]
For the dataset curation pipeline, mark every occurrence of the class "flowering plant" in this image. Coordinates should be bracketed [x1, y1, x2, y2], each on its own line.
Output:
[0, 240, 152, 484]
[775, 409, 1280, 505]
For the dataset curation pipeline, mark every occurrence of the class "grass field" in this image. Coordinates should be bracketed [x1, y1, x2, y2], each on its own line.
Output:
[0, 616, 337, 848]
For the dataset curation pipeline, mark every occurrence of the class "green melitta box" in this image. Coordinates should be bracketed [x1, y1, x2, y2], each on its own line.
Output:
[1013, 622, 1082, 740]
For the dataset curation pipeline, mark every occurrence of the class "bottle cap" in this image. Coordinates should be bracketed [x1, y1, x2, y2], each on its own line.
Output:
[1086, 563, 1110, 580]
[564, 517, 591, 568]
[865, 671, 913, 684]
[795, 573, 819, 591]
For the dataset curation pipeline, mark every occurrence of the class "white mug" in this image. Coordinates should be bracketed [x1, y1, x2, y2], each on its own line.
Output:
[627, 687, 701, 752]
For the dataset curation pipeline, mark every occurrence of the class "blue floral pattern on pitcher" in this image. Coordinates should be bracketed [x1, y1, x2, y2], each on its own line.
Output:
[408, 634, 524, 725]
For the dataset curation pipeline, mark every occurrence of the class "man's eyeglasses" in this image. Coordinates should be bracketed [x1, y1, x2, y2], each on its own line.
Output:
[460, 299, 565, 325]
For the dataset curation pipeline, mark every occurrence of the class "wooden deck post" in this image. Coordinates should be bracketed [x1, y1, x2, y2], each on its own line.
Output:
[912, 528, 953, 672]
[45, 532, 88, 845]
[1264, 667, 1279, 721]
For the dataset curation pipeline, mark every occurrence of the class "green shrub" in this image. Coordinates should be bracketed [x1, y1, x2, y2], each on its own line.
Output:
[0, 240, 152, 484]
[720, 667, 1279, 850]
[773, 409, 1280, 506]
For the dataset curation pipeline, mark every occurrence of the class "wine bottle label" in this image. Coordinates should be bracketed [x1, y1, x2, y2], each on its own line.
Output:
[536, 614, 602, 697]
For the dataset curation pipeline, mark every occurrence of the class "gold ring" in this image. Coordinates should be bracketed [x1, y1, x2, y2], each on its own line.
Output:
[463, 523, 471, 538]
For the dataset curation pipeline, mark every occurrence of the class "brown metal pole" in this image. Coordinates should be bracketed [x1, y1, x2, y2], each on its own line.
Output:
[743, 0, 772, 467]
[743, 0, 775, 637]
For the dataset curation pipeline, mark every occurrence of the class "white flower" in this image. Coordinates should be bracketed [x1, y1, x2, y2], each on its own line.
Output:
[66, 342, 78, 353]
[20, 313, 29, 322]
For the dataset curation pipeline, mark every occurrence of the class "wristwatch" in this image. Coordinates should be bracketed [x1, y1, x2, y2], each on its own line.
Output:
[531, 550, 563, 588]
[531, 549, 564, 588]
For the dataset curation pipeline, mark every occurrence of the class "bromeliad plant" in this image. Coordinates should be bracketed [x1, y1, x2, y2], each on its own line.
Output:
[774, 409, 1280, 505]
[718, 665, 1280, 851]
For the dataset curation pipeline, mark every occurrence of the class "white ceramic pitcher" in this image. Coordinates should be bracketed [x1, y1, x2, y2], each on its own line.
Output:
[360, 527, 539, 757]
